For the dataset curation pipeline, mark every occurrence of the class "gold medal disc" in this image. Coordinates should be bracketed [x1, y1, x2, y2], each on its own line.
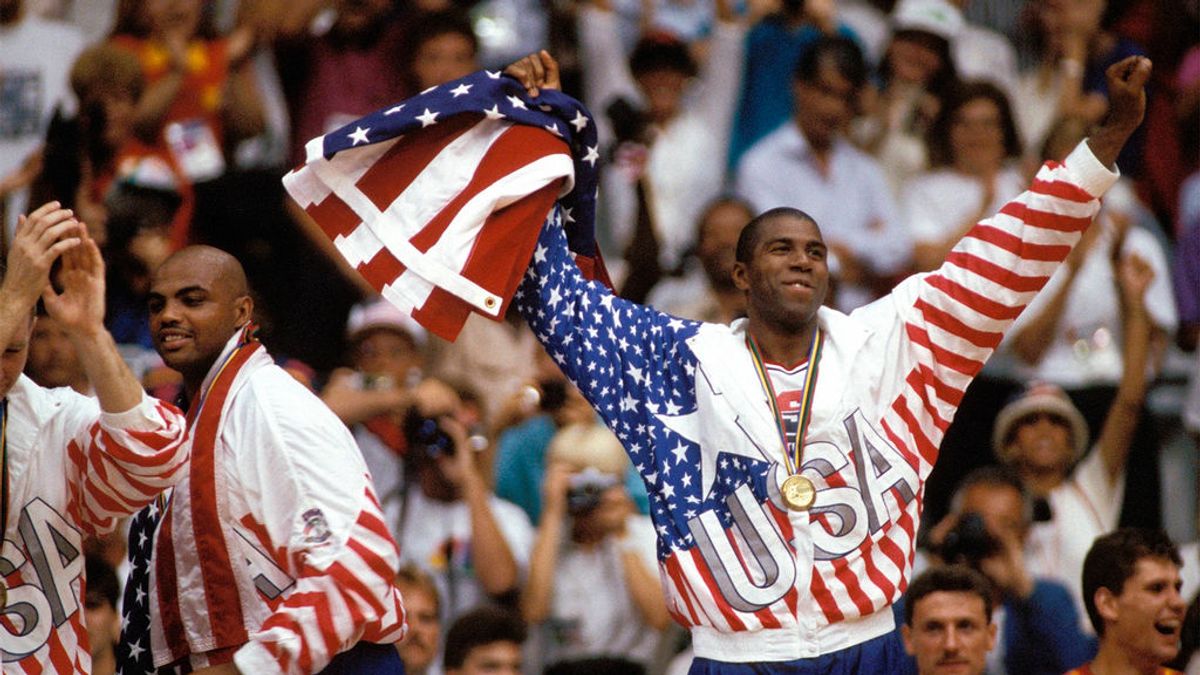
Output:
[781, 474, 816, 511]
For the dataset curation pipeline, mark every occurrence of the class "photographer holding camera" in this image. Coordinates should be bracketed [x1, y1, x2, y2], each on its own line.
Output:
[521, 423, 668, 672]
[926, 466, 1096, 675]
[394, 383, 534, 627]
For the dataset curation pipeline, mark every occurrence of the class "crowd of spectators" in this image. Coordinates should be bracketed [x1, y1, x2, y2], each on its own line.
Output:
[2, 0, 1197, 672]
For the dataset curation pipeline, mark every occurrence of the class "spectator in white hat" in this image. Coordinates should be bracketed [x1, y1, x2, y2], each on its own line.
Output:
[994, 252, 1157, 632]
[321, 296, 454, 534]
[854, 0, 962, 195]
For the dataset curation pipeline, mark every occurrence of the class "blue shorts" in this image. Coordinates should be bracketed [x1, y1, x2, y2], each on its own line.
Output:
[318, 641, 405, 674]
[688, 628, 916, 675]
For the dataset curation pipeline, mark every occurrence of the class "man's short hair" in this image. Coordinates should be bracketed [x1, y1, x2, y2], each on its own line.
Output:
[396, 562, 441, 615]
[792, 35, 867, 90]
[904, 565, 994, 626]
[443, 605, 526, 668]
[734, 207, 818, 264]
[1082, 528, 1182, 636]
[949, 465, 1034, 527]
[629, 32, 697, 79]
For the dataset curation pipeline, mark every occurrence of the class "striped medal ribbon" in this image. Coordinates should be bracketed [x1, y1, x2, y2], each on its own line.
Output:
[745, 328, 824, 511]
[1, 400, 8, 607]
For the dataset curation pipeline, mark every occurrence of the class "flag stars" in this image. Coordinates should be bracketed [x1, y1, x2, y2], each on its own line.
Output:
[570, 110, 590, 132]
[416, 108, 440, 127]
[450, 83, 473, 97]
[484, 104, 505, 121]
[583, 145, 600, 167]
[506, 95, 527, 110]
[385, 103, 406, 115]
[348, 126, 371, 145]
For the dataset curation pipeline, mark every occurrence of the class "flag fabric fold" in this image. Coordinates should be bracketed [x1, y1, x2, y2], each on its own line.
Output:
[282, 69, 608, 341]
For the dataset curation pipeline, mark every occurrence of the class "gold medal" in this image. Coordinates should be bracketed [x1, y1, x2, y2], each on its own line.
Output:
[781, 473, 816, 511]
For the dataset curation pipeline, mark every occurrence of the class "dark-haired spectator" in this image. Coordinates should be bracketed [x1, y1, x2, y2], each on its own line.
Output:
[900, 80, 1024, 272]
[580, 0, 744, 284]
[443, 606, 526, 675]
[522, 424, 666, 671]
[85, 556, 122, 675]
[926, 466, 1096, 674]
[727, 0, 856, 171]
[396, 563, 443, 675]
[1067, 528, 1187, 675]
[405, 10, 479, 93]
[853, 0, 962, 195]
[647, 196, 753, 324]
[901, 565, 996, 675]
[736, 35, 913, 312]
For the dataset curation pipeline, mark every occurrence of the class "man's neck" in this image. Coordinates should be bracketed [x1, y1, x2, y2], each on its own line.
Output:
[746, 317, 819, 368]
[1018, 465, 1067, 497]
[1087, 641, 1164, 675]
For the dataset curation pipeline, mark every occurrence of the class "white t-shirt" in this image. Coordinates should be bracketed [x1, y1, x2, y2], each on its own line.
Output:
[901, 166, 1027, 247]
[536, 515, 663, 668]
[1003, 199, 1177, 387]
[1025, 449, 1124, 634]
[398, 489, 534, 623]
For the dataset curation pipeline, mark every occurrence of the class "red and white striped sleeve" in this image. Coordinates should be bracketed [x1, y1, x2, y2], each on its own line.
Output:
[879, 141, 1118, 472]
[69, 393, 189, 535]
[233, 483, 406, 674]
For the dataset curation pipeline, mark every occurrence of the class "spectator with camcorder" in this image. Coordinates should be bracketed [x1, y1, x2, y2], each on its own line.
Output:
[521, 423, 668, 672]
[925, 466, 1096, 675]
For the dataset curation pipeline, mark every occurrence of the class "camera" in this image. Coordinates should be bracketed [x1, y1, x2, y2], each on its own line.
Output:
[566, 467, 620, 516]
[938, 512, 1000, 567]
[403, 408, 455, 458]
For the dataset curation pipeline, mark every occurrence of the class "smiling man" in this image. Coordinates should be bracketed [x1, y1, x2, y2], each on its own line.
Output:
[497, 50, 1153, 671]
[116, 246, 407, 674]
[902, 566, 997, 675]
[1069, 529, 1188, 675]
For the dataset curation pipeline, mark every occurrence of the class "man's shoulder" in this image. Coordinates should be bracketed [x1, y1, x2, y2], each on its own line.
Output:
[237, 363, 342, 428]
[739, 122, 801, 167]
[8, 375, 98, 428]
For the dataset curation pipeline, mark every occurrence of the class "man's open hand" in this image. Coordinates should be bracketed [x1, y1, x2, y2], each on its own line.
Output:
[503, 50, 560, 98]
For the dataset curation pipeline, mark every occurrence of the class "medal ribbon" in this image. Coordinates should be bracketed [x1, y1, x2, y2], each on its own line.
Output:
[745, 328, 823, 475]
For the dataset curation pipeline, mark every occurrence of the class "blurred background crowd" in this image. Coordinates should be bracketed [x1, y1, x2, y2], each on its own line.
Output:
[2, 0, 1197, 672]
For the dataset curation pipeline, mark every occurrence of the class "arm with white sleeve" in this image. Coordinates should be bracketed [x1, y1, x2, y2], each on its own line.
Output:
[232, 383, 405, 674]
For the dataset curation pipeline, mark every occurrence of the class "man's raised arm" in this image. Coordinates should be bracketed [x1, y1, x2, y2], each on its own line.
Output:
[1086, 56, 1151, 170]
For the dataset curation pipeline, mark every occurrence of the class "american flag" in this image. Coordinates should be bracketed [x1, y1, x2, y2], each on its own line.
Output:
[282, 69, 610, 342]
[117, 497, 172, 674]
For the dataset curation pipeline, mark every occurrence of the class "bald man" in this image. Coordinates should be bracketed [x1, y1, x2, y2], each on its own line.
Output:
[117, 246, 408, 674]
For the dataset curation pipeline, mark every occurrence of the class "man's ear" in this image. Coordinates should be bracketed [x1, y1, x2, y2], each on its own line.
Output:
[986, 621, 998, 651]
[900, 624, 915, 655]
[234, 295, 254, 327]
[1095, 587, 1120, 625]
[732, 261, 750, 292]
